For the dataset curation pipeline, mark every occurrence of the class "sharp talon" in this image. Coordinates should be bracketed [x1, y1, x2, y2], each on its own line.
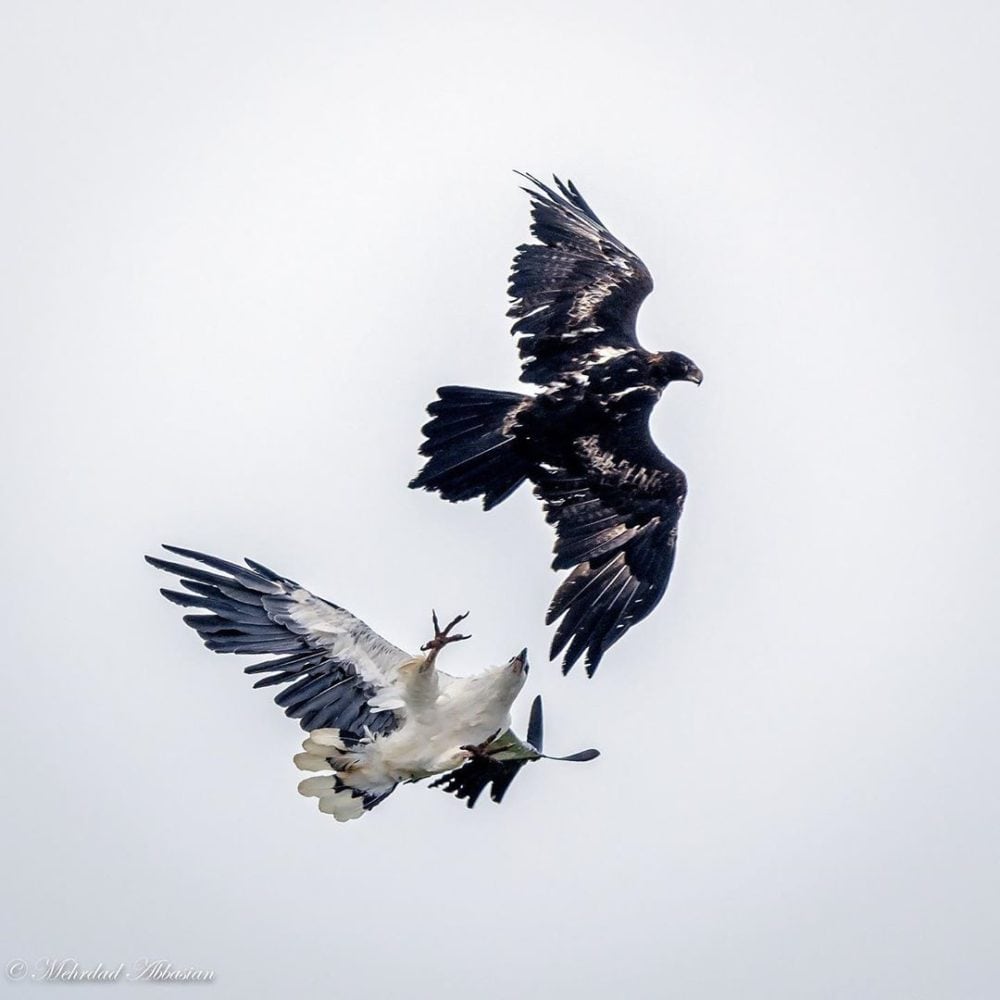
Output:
[459, 731, 501, 759]
[422, 610, 473, 654]
[440, 611, 469, 637]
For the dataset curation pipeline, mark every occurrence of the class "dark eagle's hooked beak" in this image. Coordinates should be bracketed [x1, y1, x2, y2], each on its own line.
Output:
[653, 351, 703, 387]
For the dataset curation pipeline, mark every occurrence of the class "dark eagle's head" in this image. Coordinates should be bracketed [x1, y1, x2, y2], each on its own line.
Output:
[652, 351, 704, 388]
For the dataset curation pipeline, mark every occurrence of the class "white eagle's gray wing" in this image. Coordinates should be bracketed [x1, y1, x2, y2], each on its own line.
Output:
[147, 545, 412, 737]
[508, 173, 654, 385]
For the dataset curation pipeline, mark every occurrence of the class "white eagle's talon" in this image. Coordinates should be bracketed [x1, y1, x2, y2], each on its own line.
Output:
[420, 609, 472, 652]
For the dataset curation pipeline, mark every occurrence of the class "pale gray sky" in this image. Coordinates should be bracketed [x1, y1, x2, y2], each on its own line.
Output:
[3, 2, 999, 997]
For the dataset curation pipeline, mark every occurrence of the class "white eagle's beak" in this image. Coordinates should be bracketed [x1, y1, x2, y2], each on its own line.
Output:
[511, 648, 529, 674]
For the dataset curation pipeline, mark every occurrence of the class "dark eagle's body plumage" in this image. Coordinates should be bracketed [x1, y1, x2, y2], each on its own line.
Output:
[411, 175, 702, 676]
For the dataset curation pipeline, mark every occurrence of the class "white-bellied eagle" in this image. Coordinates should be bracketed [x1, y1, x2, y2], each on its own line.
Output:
[410, 173, 703, 676]
[147, 545, 598, 821]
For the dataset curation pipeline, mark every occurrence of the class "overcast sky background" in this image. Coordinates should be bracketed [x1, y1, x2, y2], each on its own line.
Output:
[3, 2, 999, 997]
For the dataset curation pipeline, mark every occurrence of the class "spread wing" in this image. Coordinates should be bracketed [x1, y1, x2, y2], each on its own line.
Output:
[146, 545, 412, 737]
[508, 173, 654, 386]
[536, 422, 687, 676]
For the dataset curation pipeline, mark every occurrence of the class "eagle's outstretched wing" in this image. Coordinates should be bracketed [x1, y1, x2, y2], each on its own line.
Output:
[146, 545, 411, 737]
[508, 173, 654, 386]
[536, 422, 687, 676]
[431, 697, 599, 807]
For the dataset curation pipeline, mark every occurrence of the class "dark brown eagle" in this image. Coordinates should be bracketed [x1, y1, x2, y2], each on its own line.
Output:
[410, 174, 702, 676]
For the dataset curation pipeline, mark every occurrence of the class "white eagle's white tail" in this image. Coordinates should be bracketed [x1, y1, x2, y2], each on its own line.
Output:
[294, 728, 396, 822]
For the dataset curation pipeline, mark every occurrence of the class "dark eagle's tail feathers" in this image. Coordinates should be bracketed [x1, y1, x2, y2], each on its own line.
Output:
[410, 386, 529, 510]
